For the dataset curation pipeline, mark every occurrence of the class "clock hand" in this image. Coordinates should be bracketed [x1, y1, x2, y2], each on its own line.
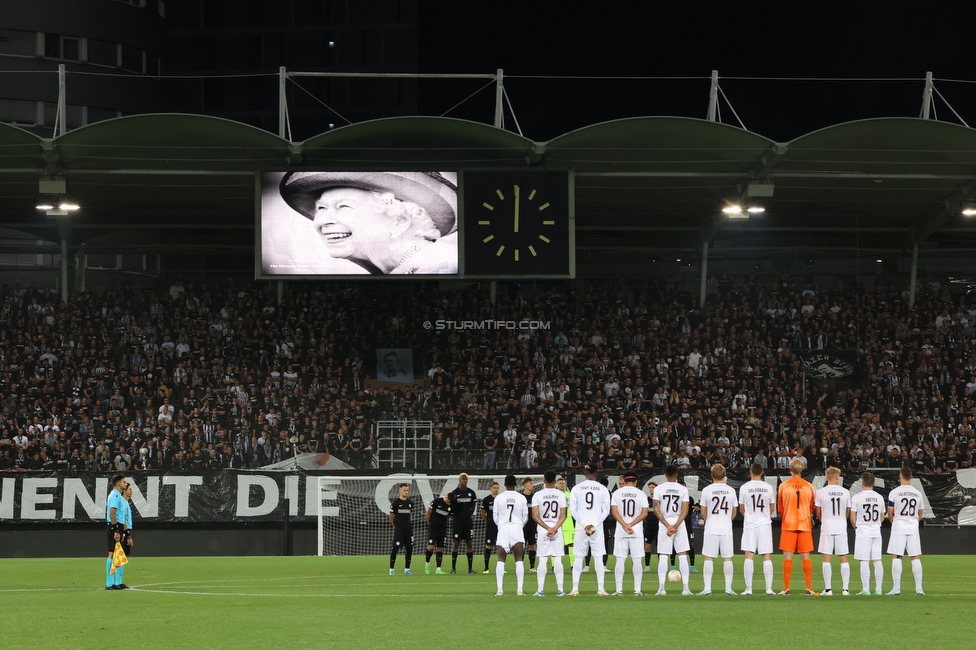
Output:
[514, 184, 520, 233]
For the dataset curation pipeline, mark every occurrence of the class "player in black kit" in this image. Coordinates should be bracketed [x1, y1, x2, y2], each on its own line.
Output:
[481, 481, 500, 573]
[450, 472, 479, 574]
[388, 483, 414, 575]
[425, 492, 452, 574]
[521, 477, 537, 571]
[644, 482, 658, 571]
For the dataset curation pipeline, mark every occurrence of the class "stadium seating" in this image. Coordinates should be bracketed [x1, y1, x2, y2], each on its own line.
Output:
[0, 276, 972, 473]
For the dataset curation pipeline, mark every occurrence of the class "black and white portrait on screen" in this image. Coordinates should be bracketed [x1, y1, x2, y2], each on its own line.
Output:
[260, 171, 459, 276]
[376, 348, 414, 383]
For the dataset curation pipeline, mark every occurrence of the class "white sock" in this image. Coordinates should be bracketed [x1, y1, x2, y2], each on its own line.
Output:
[632, 558, 643, 593]
[873, 560, 884, 592]
[679, 554, 690, 589]
[594, 554, 605, 591]
[703, 558, 714, 592]
[840, 562, 850, 590]
[658, 554, 668, 589]
[614, 557, 625, 592]
[537, 556, 548, 592]
[891, 557, 902, 591]
[911, 558, 923, 591]
[495, 558, 505, 592]
[743, 558, 754, 591]
[515, 560, 525, 592]
[822, 561, 832, 591]
[572, 556, 583, 592]
[763, 559, 774, 592]
[723, 560, 734, 591]
[860, 561, 870, 592]
[554, 557, 565, 591]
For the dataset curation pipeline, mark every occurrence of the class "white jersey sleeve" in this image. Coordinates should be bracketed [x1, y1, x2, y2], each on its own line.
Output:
[738, 480, 774, 530]
[701, 483, 737, 536]
[532, 488, 567, 530]
[610, 486, 649, 537]
[887, 485, 923, 533]
[652, 481, 689, 526]
[850, 490, 885, 533]
[815, 485, 851, 535]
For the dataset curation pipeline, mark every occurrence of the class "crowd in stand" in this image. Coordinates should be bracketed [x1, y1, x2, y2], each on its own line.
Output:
[1, 274, 975, 474]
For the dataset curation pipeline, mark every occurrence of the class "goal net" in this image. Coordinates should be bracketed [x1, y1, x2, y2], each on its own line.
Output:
[315, 474, 543, 556]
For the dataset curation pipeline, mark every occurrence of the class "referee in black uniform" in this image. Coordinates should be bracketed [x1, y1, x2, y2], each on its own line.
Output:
[388, 483, 414, 575]
[449, 473, 478, 574]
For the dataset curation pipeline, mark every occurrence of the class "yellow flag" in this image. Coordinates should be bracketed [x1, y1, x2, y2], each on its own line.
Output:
[110, 542, 128, 574]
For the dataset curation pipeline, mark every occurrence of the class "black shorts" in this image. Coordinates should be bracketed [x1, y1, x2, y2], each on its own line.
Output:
[485, 526, 498, 546]
[453, 521, 473, 542]
[644, 519, 659, 545]
[428, 529, 447, 548]
[106, 524, 122, 553]
[394, 528, 413, 547]
[121, 530, 134, 556]
[523, 523, 537, 545]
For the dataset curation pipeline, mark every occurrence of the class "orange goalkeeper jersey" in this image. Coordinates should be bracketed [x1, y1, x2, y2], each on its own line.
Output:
[778, 476, 815, 532]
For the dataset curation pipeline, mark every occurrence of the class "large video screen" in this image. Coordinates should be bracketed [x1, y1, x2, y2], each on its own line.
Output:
[258, 171, 459, 277]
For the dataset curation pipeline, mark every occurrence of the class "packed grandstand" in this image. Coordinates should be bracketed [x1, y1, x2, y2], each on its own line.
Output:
[0, 274, 971, 475]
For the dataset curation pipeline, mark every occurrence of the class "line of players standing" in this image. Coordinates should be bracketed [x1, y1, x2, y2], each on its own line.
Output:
[389, 462, 925, 597]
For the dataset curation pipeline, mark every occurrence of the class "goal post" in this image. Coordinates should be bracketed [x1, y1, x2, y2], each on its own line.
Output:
[315, 473, 545, 556]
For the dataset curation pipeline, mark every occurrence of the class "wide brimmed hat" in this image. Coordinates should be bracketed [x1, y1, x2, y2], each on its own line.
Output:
[280, 171, 458, 236]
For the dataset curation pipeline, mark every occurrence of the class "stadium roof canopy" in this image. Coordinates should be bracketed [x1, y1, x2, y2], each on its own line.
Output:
[3, 114, 976, 260]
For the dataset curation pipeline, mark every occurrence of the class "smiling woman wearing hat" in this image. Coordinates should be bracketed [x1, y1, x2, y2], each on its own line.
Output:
[279, 171, 458, 275]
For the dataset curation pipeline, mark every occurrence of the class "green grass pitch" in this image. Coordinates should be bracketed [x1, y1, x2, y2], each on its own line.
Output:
[0, 555, 973, 649]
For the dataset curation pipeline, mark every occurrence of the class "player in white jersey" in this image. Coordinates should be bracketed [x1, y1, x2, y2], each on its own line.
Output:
[610, 471, 650, 596]
[699, 464, 738, 595]
[492, 474, 529, 596]
[651, 464, 692, 595]
[886, 466, 924, 595]
[849, 471, 885, 595]
[738, 463, 776, 595]
[531, 470, 568, 597]
[568, 464, 612, 596]
[814, 466, 851, 595]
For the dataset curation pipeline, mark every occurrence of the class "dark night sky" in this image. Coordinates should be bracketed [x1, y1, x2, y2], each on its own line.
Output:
[417, 3, 974, 142]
